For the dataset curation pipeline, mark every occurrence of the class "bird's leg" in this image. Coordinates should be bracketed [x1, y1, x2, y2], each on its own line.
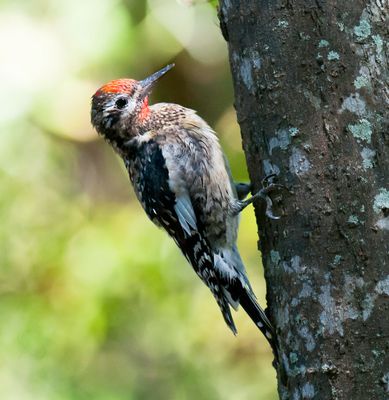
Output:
[237, 184, 284, 219]
[233, 174, 285, 219]
[234, 182, 252, 201]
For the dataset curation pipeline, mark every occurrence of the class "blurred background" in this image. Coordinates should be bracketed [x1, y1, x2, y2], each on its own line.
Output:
[0, 0, 276, 398]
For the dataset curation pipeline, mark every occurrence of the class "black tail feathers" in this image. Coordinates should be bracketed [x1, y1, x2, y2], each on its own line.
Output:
[239, 289, 279, 358]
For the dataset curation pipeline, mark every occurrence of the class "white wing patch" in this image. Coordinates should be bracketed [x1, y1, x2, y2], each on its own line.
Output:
[174, 193, 197, 236]
[214, 251, 236, 281]
[214, 249, 251, 311]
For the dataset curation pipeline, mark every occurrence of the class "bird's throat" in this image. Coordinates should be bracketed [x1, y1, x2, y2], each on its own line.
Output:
[138, 97, 150, 122]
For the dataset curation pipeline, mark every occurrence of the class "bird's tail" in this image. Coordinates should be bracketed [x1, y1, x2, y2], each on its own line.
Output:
[238, 288, 278, 357]
[212, 247, 278, 353]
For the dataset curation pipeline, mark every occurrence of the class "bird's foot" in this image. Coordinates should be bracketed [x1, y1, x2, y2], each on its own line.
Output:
[234, 174, 286, 219]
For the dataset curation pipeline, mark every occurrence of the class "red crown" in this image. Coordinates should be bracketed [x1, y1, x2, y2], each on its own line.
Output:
[95, 79, 136, 96]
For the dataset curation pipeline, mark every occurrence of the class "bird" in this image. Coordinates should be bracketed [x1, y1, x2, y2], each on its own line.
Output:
[90, 64, 280, 353]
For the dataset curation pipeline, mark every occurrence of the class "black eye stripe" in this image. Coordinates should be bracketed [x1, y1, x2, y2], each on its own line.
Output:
[115, 97, 128, 109]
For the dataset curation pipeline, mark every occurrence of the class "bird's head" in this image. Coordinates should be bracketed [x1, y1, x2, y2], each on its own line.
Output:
[91, 64, 174, 140]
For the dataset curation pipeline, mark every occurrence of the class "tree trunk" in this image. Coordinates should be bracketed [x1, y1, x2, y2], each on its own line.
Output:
[218, 1, 388, 399]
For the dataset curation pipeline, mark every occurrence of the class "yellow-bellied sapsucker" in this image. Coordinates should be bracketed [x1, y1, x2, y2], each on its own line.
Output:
[91, 64, 279, 352]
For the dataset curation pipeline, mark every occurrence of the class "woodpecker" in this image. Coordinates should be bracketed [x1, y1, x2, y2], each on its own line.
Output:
[91, 64, 279, 352]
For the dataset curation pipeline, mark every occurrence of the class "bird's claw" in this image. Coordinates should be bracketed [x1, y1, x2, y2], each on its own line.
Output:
[261, 173, 277, 188]
[252, 183, 284, 220]
[234, 176, 287, 219]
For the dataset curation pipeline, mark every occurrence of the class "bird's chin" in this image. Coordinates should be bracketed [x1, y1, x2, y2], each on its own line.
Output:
[102, 114, 120, 130]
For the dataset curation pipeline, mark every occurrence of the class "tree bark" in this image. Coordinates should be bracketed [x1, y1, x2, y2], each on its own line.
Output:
[219, 1, 388, 399]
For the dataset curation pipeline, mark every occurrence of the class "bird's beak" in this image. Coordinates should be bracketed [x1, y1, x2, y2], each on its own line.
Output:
[139, 63, 175, 98]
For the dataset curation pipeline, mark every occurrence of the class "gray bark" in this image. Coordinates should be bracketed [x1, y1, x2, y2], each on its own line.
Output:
[218, 1, 389, 399]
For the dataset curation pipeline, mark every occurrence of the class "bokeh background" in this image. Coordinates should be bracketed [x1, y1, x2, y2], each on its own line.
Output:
[0, 0, 277, 398]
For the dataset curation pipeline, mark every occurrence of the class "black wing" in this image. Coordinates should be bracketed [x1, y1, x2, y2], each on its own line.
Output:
[124, 138, 237, 333]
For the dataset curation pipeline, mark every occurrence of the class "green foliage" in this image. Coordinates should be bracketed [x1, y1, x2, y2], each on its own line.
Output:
[208, 0, 220, 8]
[0, 0, 276, 398]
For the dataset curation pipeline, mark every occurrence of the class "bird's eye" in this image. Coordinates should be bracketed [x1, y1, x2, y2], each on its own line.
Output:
[115, 97, 128, 109]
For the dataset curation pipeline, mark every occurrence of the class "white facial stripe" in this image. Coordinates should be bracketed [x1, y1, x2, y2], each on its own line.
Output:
[126, 97, 137, 114]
